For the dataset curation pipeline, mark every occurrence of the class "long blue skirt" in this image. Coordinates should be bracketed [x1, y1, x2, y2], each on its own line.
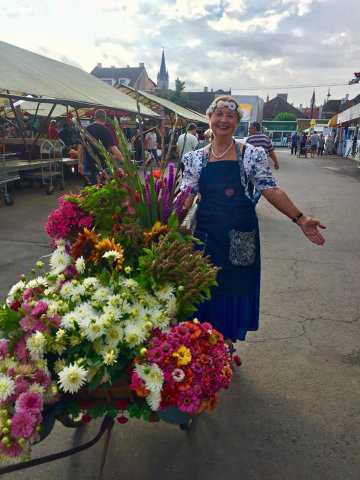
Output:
[194, 274, 260, 342]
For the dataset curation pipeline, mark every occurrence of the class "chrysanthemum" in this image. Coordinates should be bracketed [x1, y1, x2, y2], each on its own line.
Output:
[60, 311, 77, 329]
[146, 390, 161, 411]
[105, 324, 124, 347]
[92, 238, 124, 271]
[102, 250, 121, 261]
[122, 278, 139, 290]
[72, 302, 97, 327]
[75, 256, 86, 274]
[26, 332, 46, 360]
[27, 277, 48, 290]
[15, 391, 43, 415]
[83, 277, 101, 291]
[102, 348, 117, 366]
[60, 281, 77, 299]
[0, 374, 15, 402]
[49, 248, 71, 275]
[58, 363, 87, 393]
[6, 280, 25, 305]
[92, 287, 112, 303]
[155, 284, 176, 302]
[0, 339, 8, 359]
[83, 317, 105, 341]
[143, 364, 164, 393]
[124, 322, 146, 347]
[10, 411, 35, 439]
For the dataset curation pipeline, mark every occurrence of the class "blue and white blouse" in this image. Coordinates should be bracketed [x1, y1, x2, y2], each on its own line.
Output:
[180, 142, 277, 199]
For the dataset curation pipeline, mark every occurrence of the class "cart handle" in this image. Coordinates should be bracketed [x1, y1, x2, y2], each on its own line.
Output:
[0, 415, 114, 475]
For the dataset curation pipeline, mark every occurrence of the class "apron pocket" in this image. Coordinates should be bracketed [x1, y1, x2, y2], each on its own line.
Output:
[228, 229, 256, 266]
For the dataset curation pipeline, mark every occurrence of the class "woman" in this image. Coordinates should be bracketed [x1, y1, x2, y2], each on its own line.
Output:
[196, 129, 213, 149]
[181, 96, 325, 344]
[48, 119, 59, 140]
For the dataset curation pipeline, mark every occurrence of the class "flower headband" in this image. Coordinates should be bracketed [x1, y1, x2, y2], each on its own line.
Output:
[206, 99, 242, 116]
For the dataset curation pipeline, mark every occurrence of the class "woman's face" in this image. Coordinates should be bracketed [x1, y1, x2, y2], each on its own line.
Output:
[209, 106, 238, 138]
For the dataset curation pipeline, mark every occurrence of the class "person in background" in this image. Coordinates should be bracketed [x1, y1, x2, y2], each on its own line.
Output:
[310, 131, 319, 158]
[59, 123, 74, 146]
[196, 128, 213, 149]
[131, 129, 143, 165]
[291, 131, 299, 155]
[144, 128, 158, 164]
[77, 109, 123, 185]
[317, 133, 325, 157]
[246, 121, 279, 204]
[177, 123, 198, 172]
[48, 119, 59, 140]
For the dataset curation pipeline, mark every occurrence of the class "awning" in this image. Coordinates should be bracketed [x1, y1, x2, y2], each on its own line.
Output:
[327, 115, 337, 127]
[117, 85, 208, 124]
[0, 41, 158, 117]
[2, 100, 68, 118]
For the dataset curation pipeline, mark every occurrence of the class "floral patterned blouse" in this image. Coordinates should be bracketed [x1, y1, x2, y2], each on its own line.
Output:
[180, 142, 277, 199]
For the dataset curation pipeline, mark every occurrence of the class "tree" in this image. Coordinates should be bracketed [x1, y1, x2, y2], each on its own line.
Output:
[274, 112, 297, 121]
[157, 78, 196, 109]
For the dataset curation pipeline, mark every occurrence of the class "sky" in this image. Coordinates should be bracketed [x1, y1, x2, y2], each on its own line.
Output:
[1, 0, 360, 108]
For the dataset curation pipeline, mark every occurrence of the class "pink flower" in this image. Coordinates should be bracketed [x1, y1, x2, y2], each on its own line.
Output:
[15, 391, 43, 415]
[19, 315, 39, 332]
[0, 339, 8, 358]
[172, 368, 185, 383]
[10, 301, 21, 311]
[48, 315, 61, 328]
[0, 442, 22, 457]
[33, 370, 51, 388]
[13, 338, 29, 362]
[32, 301, 48, 317]
[14, 378, 29, 396]
[10, 411, 35, 438]
[177, 388, 200, 414]
[21, 303, 33, 313]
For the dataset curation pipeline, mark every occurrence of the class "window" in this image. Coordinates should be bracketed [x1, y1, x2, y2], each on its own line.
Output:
[118, 78, 130, 86]
[101, 78, 114, 86]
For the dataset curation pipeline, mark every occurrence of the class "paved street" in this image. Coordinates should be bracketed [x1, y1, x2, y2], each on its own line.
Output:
[1, 151, 359, 480]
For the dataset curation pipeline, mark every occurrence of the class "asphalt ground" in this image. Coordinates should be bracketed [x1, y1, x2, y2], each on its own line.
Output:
[0, 151, 359, 480]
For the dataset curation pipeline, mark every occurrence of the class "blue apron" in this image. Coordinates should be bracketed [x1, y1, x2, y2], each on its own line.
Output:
[193, 142, 260, 340]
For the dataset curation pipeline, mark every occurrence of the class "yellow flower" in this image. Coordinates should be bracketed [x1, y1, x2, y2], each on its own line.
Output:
[92, 238, 124, 271]
[143, 221, 169, 247]
[172, 345, 192, 366]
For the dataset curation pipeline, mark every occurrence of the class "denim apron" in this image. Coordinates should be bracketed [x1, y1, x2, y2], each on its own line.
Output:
[193, 142, 260, 340]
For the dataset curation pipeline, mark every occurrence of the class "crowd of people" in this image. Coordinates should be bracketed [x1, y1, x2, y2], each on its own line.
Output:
[291, 130, 325, 158]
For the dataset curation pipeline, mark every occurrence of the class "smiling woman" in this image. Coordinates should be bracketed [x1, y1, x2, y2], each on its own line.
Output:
[180, 95, 326, 347]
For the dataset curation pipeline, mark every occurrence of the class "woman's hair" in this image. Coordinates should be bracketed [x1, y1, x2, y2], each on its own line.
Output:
[204, 128, 213, 139]
[207, 95, 243, 121]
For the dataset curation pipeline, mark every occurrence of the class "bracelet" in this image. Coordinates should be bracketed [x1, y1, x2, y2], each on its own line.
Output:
[292, 212, 303, 223]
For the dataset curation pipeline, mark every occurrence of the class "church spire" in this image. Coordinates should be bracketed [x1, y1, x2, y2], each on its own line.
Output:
[157, 48, 169, 91]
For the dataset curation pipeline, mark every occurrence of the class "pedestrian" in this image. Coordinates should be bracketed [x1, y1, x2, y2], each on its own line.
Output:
[144, 128, 158, 164]
[48, 119, 59, 140]
[246, 121, 279, 204]
[177, 123, 198, 172]
[77, 109, 123, 185]
[181, 95, 325, 348]
[291, 131, 299, 155]
[310, 131, 319, 158]
[196, 128, 212, 149]
[317, 133, 325, 157]
[59, 123, 74, 146]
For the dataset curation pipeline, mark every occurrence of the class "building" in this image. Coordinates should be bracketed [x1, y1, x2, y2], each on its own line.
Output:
[186, 88, 232, 114]
[232, 95, 264, 138]
[263, 94, 306, 120]
[321, 99, 342, 120]
[157, 49, 169, 91]
[91, 63, 156, 92]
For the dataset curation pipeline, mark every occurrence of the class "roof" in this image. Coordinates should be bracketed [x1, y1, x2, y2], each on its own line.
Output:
[2, 100, 67, 119]
[186, 90, 232, 114]
[322, 99, 341, 113]
[263, 96, 306, 120]
[91, 66, 144, 87]
[158, 50, 167, 78]
[0, 41, 158, 117]
[117, 85, 208, 124]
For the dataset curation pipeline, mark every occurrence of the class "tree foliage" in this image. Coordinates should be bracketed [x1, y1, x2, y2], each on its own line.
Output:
[274, 112, 297, 121]
[157, 78, 196, 109]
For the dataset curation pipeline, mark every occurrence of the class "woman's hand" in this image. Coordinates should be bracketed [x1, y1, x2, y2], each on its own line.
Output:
[297, 216, 326, 245]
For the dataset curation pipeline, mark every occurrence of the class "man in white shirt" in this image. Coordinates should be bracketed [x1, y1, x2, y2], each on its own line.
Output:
[145, 129, 158, 163]
[177, 124, 198, 171]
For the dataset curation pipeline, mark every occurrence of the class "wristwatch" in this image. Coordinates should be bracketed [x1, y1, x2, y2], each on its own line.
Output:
[292, 212, 303, 223]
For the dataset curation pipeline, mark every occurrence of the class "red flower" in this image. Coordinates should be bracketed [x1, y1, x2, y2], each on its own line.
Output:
[116, 399, 129, 410]
[233, 355, 242, 367]
[81, 414, 92, 423]
[10, 301, 21, 311]
[117, 415, 129, 424]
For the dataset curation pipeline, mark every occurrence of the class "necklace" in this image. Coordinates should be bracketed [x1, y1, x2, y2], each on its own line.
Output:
[211, 141, 233, 159]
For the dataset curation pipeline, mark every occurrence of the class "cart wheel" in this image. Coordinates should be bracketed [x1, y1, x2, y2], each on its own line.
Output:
[56, 412, 84, 428]
[4, 195, 14, 206]
[179, 419, 193, 431]
[46, 185, 54, 195]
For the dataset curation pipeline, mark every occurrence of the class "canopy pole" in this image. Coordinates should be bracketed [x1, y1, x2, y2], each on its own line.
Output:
[134, 79, 145, 170]
[7, 92, 30, 160]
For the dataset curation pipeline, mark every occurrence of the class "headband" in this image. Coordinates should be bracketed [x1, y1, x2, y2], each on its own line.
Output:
[206, 99, 242, 116]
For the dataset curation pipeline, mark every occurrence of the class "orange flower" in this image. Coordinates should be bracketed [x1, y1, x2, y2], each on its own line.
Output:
[208, 395, 220, 413]
[135, 385, 150, 397]
[143, 221, 169, 247]
[91, 237, 124, 270]
[197, 399, 208, 414]
[185, 322, 201, 340]
[70, 228, 98, 260]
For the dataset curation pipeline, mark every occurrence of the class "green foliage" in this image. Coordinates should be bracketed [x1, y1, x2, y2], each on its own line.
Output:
[274, 112, 297, 121]
[157, 78, 197, 109]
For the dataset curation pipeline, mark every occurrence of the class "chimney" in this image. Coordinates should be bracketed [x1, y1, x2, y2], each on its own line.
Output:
[139, 62, 144, 68]
[127, 65, 130, 68]
[204, 86, 208, 92]
[299, 104, 303, 109]
[345, 93, 349, 102]
[111, 65, 115, 69]
[97, 63, 102, 68]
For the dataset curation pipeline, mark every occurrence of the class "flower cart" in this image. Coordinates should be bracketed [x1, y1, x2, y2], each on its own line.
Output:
[0, 120, 237, 477]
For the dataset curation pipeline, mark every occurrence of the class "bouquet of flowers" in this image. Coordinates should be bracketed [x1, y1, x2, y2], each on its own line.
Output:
[0, 119, 235, 463]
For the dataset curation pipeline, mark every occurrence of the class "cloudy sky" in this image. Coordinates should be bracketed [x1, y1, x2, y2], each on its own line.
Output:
[1, 0, 360, 107]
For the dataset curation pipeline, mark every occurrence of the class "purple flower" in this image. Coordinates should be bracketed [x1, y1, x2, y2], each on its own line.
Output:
[13, 339, 29, 362]
[63, 265, 77, 277]
[10, 411, 35, 438]
[32, 300, 48, 317]
[34, 370, 51, 388]
[14, 378, 29, 396]
[0, 339, 8, 359]
[0, 442, 22, 457]
[15, 391, 43, 415]
[20, 315, 39, 332]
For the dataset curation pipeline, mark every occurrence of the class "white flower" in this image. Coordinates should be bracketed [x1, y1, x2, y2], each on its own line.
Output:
[72, 302, 97, 328]
[83, 317, 105, 341]
[69, 284, 86, 302]
[60, 311, 78, 329]
[0, 375, 15, 402]
[36, 260, 44, 268]
[60, 281, 76, 299]
[155, 284, 175, 302]
[75, 256, 86, 274]
[124, 322, 146, 347]
[143, 364, 164, 393]
[6, 280, 25, 305]
[83, 277, 101, 291]
[105, 324, 124, 347]
[102, 305, 123, 322]
[27, 276, 48, 289]
[102, 250, 121, 261]
[28, 383, 46, 396]
[146, 390, 161, 411]
[167, 297, 178, 316]
[150, 308, 170, 328]
[92, 287, 112, 303]
[172, 368, 185, 382]
[50, 248, 71, 275]
[122, 278, 138, 290]
[26, 331, 46, 360]
[107, 294, 122, 308]
[102, 348, 117, 366]
[58, 364, 87, 393]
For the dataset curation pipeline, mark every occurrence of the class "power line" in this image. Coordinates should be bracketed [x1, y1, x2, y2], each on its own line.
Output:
[231, 82, 349, 91]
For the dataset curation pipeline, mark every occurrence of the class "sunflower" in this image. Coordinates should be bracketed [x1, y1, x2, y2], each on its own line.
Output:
[91, 237, 124, 270]
[70, 228, 98, 260]
[143, 221, 169, 247]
